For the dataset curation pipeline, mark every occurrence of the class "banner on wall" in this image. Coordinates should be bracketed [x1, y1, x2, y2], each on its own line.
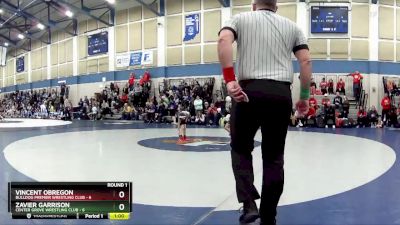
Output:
[116, 51, 153, 68]
[116, 54, 131, 67]
[183, 13, 200, 42]
[16, 56, 24, 73]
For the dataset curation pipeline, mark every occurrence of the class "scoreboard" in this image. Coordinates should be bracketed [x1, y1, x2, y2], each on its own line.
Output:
[310, 6, 348, 34]
[8, 182, 132, 220]
[88, 31, 109, 56]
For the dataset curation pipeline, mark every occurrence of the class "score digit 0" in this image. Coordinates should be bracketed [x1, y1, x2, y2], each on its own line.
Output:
[119, 191, 125, 199]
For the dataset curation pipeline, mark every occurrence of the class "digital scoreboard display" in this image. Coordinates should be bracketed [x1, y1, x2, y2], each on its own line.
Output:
[310, 6, 348, 33]
[88, 31, 108, 56]
[8, 182, 132, 220]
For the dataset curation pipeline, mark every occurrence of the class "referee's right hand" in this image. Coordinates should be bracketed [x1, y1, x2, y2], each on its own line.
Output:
[227, 81, 245, 102]
[295, 100, 309, 116]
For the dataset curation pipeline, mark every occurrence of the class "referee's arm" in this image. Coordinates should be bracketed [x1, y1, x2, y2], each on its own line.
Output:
[218, 29, 244, 102]
[295, 49, 312, 100]
[217, 29, 235, 69]
[294, 44, 312, 115]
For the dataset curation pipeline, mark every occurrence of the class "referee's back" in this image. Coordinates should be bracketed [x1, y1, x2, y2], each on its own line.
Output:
[222, 10, 308, 83]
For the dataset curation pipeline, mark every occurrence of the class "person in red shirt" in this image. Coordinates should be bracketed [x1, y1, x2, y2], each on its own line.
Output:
[321, 94, 330, 108]
[139, 70, 151, 86]
[336, 78, 345, 95]
[381, 93, 391, 125]
[128, 72, 135, 91]
[348, 71, 363, 101]
[143, 70, 151, 82]
[120, 93, 128, 104]
[206, 103, 218, 126]
[306, 106, 316, 127]
[309, 95, 318, 109]
[357, 107, 367, 128]
[320, 78, 328, 95]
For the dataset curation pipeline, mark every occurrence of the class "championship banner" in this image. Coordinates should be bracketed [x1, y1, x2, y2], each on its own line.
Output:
[183, 13, 200, 42]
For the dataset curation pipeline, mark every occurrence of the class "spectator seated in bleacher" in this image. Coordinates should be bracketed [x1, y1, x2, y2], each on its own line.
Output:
[335, 109, 345, 128]
[333, 92, 343, 109]
[194, 111, 206, 125]
[328, 78, 334, 95]
[121, 103, 133, 120]
[321, 94, 331, 108]
[128, 72, 135, 91]
[305, 106, 316, 127]
[89, 104, 99, 121]
[205, 103, 219, 126]
[310, 78, 317, 95]
[120, 93, 128, 105]
[79, 103, 90, 120]
[133, 83, 143, 107]
[100, 100, 112, 119]
[368, 106, 379, 127]
[357, 107, 368, 128]
[294, 109, 305, 128]
[381, 93, 391, 126]
[144, 102, 156, 123]
[336, 78, 346, 95]
[194, 96, 203, 118]
[320, 78, 328, 95]
[342, 96, 350, 118]
[324, 101, 336, 128]
[388, 106, 399, 128]
[309, 94, 317, 110]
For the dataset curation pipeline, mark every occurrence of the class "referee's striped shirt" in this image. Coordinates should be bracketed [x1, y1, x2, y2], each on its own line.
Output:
[220, 9, 308, 83]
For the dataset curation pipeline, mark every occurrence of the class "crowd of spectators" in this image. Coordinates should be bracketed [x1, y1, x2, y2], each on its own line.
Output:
[0, 83, 71, 120]
[2, 71, 399, 129]
[0, 72, 232, 129]
[292, 91, 400, 129]
[310, 71, 363, 101]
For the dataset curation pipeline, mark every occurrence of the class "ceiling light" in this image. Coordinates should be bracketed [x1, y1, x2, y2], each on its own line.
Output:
[65, 10, 73, 18]
[4, 42, 9, 47]
[106, 0, 115, 4]
[37, 23, 45, 30]
[17, 34, 25, 39]
[0, 9, 3, 14]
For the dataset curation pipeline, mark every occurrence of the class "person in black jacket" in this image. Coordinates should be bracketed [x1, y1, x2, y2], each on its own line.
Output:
[367, 106, 379, 127]
[324, 101, 336, 128]
[333, 92, 343, 109]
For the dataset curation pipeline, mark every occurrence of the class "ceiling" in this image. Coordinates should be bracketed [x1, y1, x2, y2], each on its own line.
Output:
[0, 0, 158, 53]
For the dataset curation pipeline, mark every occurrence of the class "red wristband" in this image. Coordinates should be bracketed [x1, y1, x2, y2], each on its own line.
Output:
[222, 67, 236, 83]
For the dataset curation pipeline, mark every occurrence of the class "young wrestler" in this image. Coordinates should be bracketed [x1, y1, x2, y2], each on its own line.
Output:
[177, 105, 191, 144]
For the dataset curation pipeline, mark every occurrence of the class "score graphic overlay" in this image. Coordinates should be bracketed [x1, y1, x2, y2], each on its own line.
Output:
[8, 182, 132, 220]
[310, 6, 348, 33]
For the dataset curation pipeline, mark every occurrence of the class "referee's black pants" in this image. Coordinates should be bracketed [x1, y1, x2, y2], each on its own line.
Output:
[230, 79, 292, 223]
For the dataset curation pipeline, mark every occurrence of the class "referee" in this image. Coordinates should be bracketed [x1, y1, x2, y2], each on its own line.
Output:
[218, 0, 311, 224]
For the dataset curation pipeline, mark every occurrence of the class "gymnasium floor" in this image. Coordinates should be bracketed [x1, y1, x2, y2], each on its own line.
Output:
[0, 119, 400, 225]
